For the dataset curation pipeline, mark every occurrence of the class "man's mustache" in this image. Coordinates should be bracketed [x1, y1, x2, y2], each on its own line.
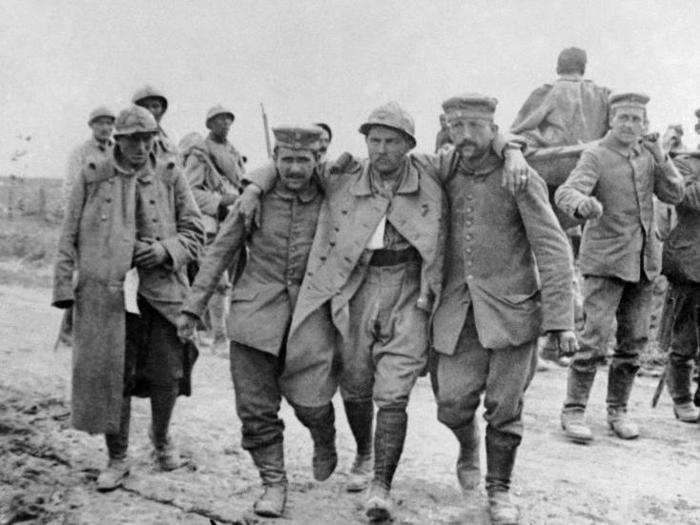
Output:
[457, 138, 478, 149]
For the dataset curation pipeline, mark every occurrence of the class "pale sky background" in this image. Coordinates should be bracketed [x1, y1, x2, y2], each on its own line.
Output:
[1, 0, 698, 178]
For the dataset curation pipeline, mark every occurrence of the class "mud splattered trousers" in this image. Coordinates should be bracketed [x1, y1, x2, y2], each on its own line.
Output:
[430, 308, 538, 491]
[564, 275, 654, 413]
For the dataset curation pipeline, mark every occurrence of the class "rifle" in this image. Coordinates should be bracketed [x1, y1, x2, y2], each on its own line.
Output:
[651, 284, 687, 407]
[260, 102, 272, 158]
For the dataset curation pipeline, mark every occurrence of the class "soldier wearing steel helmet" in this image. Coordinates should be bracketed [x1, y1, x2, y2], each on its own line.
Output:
[52, 105, 204, 492]
[183, 105, 246, 353]
[132, 85, 179, 161]
[556, 92, 685, 443]
[55, 105, 116, 350]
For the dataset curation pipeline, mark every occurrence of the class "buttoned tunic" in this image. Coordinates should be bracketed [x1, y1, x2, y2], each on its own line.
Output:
[555, 133, 685, 282]
[52, 153, 203, 434]
[63, 137, 113, 201]
[423, 148, 574, 354]
[182, 178, 322, 355]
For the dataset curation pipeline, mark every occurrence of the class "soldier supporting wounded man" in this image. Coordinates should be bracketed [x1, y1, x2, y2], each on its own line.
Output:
[177, 126, 333, 518]
[52, 105, 204, 491]
[556, 92, 685, 443]
[426, 94, 576, 525]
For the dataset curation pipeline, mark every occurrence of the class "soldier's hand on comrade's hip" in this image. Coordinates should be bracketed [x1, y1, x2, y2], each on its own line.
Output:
[553, 329, 578, 357]
[175, 312, 198, 343]
[576, 196, 603, 220]
[640, 132, 666, 164]
[133, 238, 169, 269]
[502, 147, 530, 195]
[238, 184, 263, 231]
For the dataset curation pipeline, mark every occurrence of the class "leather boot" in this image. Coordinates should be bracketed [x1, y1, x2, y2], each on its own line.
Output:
[451, 419, 480, 492]
[485, 428, 520, 525]
[99, 397, 131, 491]
[343, 399, 374, 492]
[560, 410, 593, 444]
[364, 406, 407, 522]
[293, 403, 337, 481]
[249, 442, 287, 518]
[150, 385, 188, 471]
[561, 362, 596, 443]
[606, 362, 640, 439]
[667, 352, 694, 406]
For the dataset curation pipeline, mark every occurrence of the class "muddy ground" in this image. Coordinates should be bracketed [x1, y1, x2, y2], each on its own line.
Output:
[0, 283, 698, 525]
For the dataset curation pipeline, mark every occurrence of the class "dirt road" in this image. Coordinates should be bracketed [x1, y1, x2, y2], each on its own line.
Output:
[0, 283, 698, 524]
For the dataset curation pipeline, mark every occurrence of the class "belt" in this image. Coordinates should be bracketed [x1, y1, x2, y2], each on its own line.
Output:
[369, 247, 420, 267]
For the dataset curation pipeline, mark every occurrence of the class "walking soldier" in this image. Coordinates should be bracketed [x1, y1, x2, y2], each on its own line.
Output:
[556, 93, 685, 442]
[429, 94, 576, 524]
[178, 126, 327, 518]
[52, 105, 204, 491]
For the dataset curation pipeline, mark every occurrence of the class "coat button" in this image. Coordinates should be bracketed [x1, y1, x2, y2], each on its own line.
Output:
[101, 214, 107, 221]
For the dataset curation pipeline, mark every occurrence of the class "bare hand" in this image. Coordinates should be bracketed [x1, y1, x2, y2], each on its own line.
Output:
[220, 192, 238, 208]
[238, 184, 262, 231]
[577, 196, 603, 219]
[502, 148, 530, 195]
[554, 330, 578, 357]
[175, 312, 198, 343]
[641, 133, 665, 163]
[133, 239, 169, 268]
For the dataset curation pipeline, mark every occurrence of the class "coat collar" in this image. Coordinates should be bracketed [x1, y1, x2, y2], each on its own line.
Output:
[89, 136, 113, 151]
[111, 147, 156, 182]
[350, 158, 419, 196]
[456, 144, 502, 176]
[600, 131, 642, 158]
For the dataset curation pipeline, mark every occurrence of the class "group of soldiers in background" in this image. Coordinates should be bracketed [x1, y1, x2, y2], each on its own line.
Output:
[52, 46, 699, 524]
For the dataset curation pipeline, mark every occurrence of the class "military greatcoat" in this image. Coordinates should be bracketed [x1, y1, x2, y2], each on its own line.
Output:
[52, 154, 203, 434]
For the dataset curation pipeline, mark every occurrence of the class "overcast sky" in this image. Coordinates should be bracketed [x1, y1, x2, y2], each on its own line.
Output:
[1, 0, 698, 178]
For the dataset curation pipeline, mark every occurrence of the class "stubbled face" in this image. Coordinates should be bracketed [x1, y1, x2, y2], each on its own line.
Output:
[445, 113, 496, 159]
[208, 114, 233, 141]
[139, 97, 165, 123]
[366, 126, 410, 175]
[609, 107, 645, 145]
[275, 146, 316, 192]
[90, 117, 114, 141]
[117, 133, 155, 169]
[317, 129, 331, 158]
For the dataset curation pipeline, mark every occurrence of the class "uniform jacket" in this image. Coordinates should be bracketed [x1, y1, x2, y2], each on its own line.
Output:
[52, 152, 203, 434]
[184, 135, 245, 234]
[182, 179, 322, 355]
[511, 75, 610, 148]
[663, 155, 700, 283]
[246, 158, 446, 403]
[555, 133, 685, 282]
[418, 147, 574, 353]
[63, 137, 113, 202]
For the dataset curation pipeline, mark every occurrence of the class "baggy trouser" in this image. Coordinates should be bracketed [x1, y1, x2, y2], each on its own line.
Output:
[430, 310, 537, 491]
[565, 276, 653, 412]
[666, 283, 700, 405]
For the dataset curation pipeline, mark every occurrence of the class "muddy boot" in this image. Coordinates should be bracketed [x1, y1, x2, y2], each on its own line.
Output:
[560, 410, 593, 443]
[606, 362, 640, 439]
[485, 428, 520, 525]
[364, 406, 407, 522]
[451, 420, 480, 492]
[150, 385, 188, 471]
[97, 458, 130, 492]
[562, 361, 596, 443]
[293, 403, 338, 481]
[99, 397, 131, 491]
[249, 442, 288, 518]
[667, 353, 698, 422]
[343, 399, 374, 493]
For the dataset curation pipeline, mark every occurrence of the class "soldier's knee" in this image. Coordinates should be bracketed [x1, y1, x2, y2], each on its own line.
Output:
[436, 395, 479, 430]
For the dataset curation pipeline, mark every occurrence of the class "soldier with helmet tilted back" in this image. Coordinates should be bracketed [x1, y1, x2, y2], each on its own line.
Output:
[177, 126, 326, 518]
[183, 105, 247, 353]
[52, 105, 204, 492]
[132, 85, 179, 161]
[556, 92, 685, 443]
